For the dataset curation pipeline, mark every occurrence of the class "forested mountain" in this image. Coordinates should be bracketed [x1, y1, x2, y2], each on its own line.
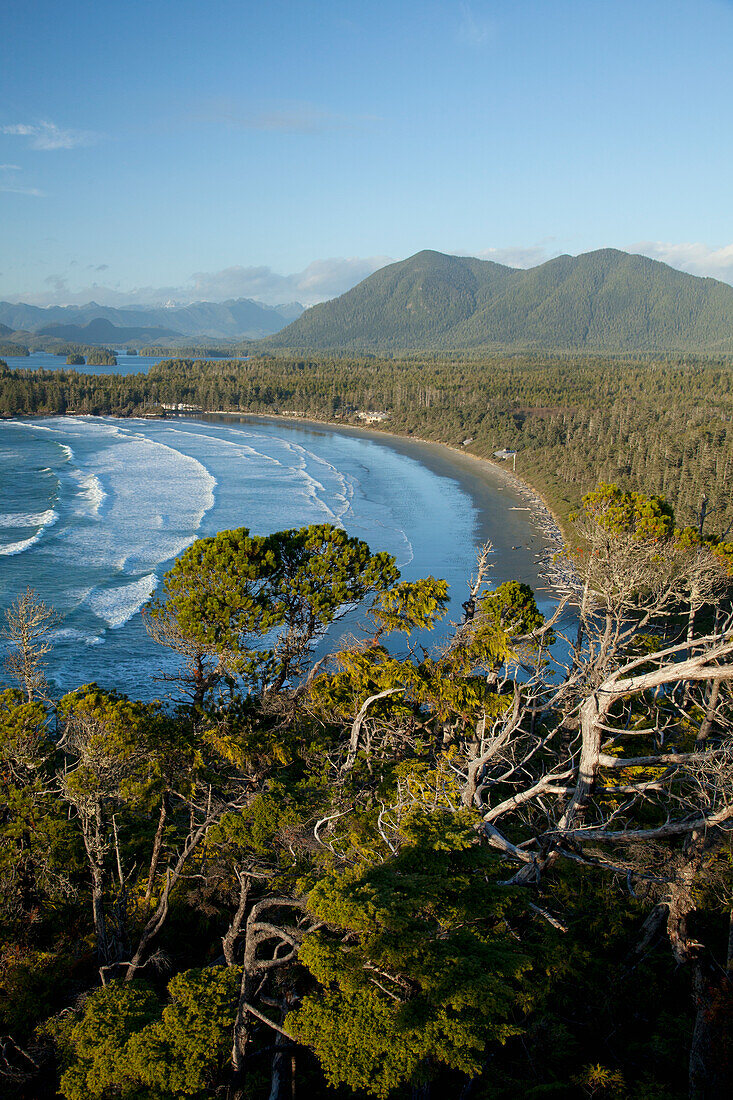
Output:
[10, 248, 733, 352]
[266, 248, 733, 353]
[0, 297, 304, 340]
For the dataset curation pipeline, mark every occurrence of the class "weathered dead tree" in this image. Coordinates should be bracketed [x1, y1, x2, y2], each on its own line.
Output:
[2, 588, 59, 702]
[229, 896, 313, 1100]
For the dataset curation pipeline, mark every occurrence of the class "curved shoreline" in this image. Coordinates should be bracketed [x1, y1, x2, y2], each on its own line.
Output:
[1, 414, 565, 698]
[5, 406, 568, 543]
[207, 410, 567, 548]
[4, 407, 572, 597]
[202, 410, 571, 596]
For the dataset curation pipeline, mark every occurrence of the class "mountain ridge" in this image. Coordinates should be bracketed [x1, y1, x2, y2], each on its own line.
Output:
[0, 297, 304, 341]
[264, 248, 733, 354]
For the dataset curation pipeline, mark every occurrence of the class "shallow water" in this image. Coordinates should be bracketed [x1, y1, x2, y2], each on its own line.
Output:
[0, 415, 553, 698]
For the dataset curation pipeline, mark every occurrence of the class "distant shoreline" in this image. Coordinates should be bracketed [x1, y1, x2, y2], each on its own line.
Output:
[4, 403, 567, 542]
[205, 409, 569, 543]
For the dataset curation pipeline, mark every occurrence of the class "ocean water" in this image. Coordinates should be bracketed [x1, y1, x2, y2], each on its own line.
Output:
[0, 415, 551, 699]
[1, 351, 185, 376]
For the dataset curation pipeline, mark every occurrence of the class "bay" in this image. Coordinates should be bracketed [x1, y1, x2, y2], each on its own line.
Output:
[1, 351, 202, 376]
[0, 414, 558, 699]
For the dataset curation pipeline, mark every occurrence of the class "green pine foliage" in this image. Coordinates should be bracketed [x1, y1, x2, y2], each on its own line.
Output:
[292, 812, 532, 1097]
[0, 506, 730, 1099]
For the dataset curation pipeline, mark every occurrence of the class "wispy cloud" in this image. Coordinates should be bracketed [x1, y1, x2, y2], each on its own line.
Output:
[0, 162, 46, 197]
[175, 256, 392, 305]
[7, 255, 392, 308]
[457, 2, 493, 47]
[193, 99, 379, 135]
[1, 121, 101, 150]
[43, 275, 69, 293]
[0, 185, 46, 197]
[631, 240, 733, 285]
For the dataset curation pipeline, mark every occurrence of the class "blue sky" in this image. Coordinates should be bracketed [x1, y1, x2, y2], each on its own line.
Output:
[2, 0, 733, 306]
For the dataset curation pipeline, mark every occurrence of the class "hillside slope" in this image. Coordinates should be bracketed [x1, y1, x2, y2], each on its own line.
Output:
[265, 249, 733, 353]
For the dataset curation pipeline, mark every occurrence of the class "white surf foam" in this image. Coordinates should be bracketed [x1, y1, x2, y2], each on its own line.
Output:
[0, 507, 58, 529]
[50, 627, 104, 647]
[68, 471, 106, 515]
[0, 508, 60, 556]
[157, 423, 286, 468]
[279, 441, 344, 525]
[42, 418, 217, 574]
[86, 573, 158, 629]
[0, 533, 46, 556]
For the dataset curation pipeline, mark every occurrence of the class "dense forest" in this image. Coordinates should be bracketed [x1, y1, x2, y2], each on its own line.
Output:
[1, 487, 732, 1099]
[2, 351, 732, 529]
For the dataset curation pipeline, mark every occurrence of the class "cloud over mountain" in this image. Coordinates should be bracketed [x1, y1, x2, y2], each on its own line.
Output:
[632, 240, 733, 287]
[8, 256, 392, 308]
[11, 242, 733, 312]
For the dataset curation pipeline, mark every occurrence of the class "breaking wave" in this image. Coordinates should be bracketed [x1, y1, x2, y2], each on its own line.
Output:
[86, 573, 159, 630]
[0, 507, 58, 529]
[68, 472, 106, 515]
[0, 507, 59, 556]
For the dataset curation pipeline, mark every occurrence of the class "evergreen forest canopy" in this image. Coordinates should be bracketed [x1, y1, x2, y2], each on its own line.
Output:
[265, 249, 733, 354]
[2, 350, 732, 530]
[1, 487, 732, 1100]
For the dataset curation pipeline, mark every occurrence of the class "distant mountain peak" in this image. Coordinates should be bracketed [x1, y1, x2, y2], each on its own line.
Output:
[0, 296, 306, 341]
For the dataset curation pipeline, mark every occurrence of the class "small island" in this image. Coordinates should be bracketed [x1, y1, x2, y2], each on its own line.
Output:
[86, 350, 117, 367]
[66, 353, 85, 365]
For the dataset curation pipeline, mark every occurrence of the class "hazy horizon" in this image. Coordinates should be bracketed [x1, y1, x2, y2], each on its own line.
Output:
[5, 242, 733, 312]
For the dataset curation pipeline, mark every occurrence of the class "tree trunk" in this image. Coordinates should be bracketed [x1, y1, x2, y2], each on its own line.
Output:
[91, 863, 109, 966]
[513, 688, 605, 885]
[343, 688, 402, 773]
[268, 995, 294, 1100]
[697, 678, 721, 745]
[688, 961, 732, 1100]
[144, 793, 168, 903]
[229, 897, 306, 1098]
[81, 808, 111, 966]
[229, 964, 257, 1100]
[223, 872, 250, 967]
[125, 813, 215, 982]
